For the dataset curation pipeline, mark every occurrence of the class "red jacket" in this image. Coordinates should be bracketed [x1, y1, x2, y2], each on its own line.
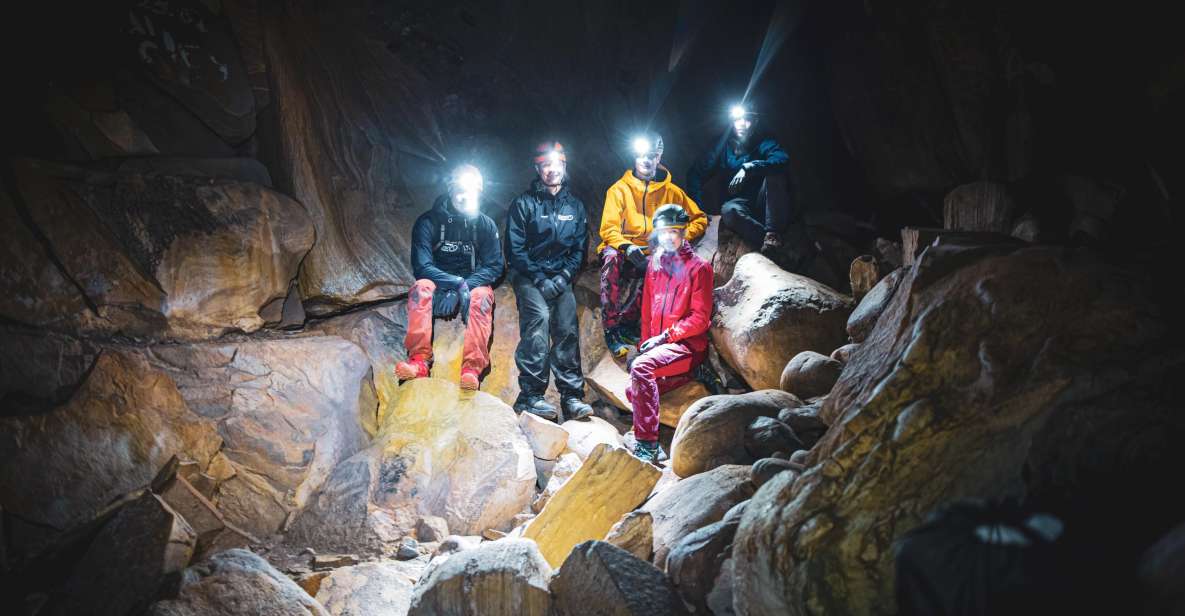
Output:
[640, 243, 714, 360]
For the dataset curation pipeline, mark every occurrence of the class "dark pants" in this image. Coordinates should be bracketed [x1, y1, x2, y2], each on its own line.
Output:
[511, 271, 584, 398]
[598, 246, 644, 331]
[721, 173, 792, 248]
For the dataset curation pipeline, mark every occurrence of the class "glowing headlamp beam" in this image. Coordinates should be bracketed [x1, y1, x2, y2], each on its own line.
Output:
[457, 170, 482, 193]
[730, 105, 747, 120]
[632, 137, 652, 156]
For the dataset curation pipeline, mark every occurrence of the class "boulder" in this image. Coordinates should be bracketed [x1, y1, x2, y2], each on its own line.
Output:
[49, 493, 196, 616]
[150, 336, 376, 537]
[751, 458, 801, 489]
[604, 511, 654, 562]
[586, 354, 710, 428]
[830, 343, 860, 364]
[562, 416, 625, 460]
[409, 539, 552, 616]
[732, 244, 1185, 615]
[776, 403, 829, 449]
[744, 417, 805, 460]
[536, 452, 584, 509]
[519, 411, 569, 461]
[943, 181, 1016, 233]
[779, 351, 843, 399]
[849, 255, 879, 300]
[711, 253, 852, 390]
[0, 350, 221, 557]
[4, 159, 314, 340]
[523, 444, 660, 568]
[846, 268, 903, 344]
[416, 516, 450, 543]
[1139, 521, 1185, 615]
[315, 562, 418, 616]
[670, 389, 801, 478]
[550, 541, 679, 616]
[641, 464, 753, 569]
[147, 548, 328, 616]
[290, 378, 535, 553]
[667, 500, 749, 614]
[706, 557, 737, 616]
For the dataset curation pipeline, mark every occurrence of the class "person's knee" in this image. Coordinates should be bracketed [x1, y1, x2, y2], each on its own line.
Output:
[629, 356, 657, 380]
[470, 286, 495, 313]
[601, 246, 624, 267]
[721, 201, 746, 222]
[410, 279, 435, 305]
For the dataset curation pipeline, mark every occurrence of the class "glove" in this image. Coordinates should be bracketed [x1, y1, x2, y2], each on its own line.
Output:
[537, 276, 563, 301]
[457, 281, 471, 325]
[626, 245, 648, 270]
[639, 331, 668, 353]
[433, 289, 460, 319]
[728, 166, 747, 194]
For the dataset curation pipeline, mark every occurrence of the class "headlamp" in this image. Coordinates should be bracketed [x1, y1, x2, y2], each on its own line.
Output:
[458, 169, 482, 193]
[546, 150, 562, 165]
[730, 105, 747, 120]
[632, 137, 651, 157]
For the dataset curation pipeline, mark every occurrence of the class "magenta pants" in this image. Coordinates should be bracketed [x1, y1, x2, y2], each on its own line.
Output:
[625, 342, 697, 442]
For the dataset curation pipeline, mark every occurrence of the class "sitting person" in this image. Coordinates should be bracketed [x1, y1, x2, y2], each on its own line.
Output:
[598, 132, 707, 358]
[394, 164, 504, 390]
[626, 204, 714, 464]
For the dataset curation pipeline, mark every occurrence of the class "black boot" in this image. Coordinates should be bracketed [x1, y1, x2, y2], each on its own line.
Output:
[514, 393, 558, 421]
[561, 396, 593, 422]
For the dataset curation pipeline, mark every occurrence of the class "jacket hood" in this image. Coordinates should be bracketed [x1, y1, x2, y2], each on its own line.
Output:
[618, 166, 672, 192]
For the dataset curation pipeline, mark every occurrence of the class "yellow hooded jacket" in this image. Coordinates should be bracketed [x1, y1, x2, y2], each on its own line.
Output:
[597, 167, 708, 253]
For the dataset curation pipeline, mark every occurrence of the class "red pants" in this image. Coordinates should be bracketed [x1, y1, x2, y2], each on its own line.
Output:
[599, 246, 644, 330]
[404, 279, 495, 375]
[626, 342, 698, 442]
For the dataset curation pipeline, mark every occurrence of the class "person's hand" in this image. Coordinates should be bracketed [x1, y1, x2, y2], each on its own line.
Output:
[433, 289, 460, 318]
[728, 166, 747, 194]
[639, 331, 668, 353]
[457, 281, 471, 324]
[626, 245, 648, 269]
[537, 277, 563, 301]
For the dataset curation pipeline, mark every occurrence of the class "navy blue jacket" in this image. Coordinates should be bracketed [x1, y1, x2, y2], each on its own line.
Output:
[505, 180, 587, 284]
[686, 131, 790, 204]
[411, 195, 504, 289]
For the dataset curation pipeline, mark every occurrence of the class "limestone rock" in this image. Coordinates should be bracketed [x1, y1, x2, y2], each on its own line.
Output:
[416, 516, 450, 543]
[586, 354, 709, 427]
[711, 253, 852, 390]
[0, 350, 221, 557]
[830, 343, 861, 364]
[779, 351, 843, 399]
[706, 557, 737, 616]
[550, 540, 678, 616]
[848, 255, 879, 300]
[4, 158, 314, 340]
[0, 326, 100, 417]
[667, 500, 749, 614]
[151, 337, 375, 537]
[519, 411, 569, 460]
[744, 417, 805, 460]
[777, 404, 829, 449]
[524, 443, 660, 568]
[846, 268, 903, 344]
[562, 417, 625, 460]
[409, 539, 552, 616]
[670, 389, 800, 478]
[315, 562, 417, 616]
[538, 451, 584, 506]
[732, 244, 1185, 615]
[943, 181, 1015, 232]
[604, 511, 654, 562]
[50, 493, 195, 616]
[147, 548, 328, 616]
[641, 464, 754, 569]
[751, 458, 801, 489]
[290, 378, 535, 553]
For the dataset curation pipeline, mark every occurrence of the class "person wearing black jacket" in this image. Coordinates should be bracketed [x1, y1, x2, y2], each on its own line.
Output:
[394, 164, 504, 391]
[687, 104, 799, 261]
[505, 142, 593, 422]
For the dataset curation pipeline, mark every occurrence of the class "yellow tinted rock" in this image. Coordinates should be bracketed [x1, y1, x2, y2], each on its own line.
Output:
[523, 443, 660, 568]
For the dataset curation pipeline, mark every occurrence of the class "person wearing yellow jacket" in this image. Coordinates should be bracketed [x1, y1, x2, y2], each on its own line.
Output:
[598, 132, 707, 357]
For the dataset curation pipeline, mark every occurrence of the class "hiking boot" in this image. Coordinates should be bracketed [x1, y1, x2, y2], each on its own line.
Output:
[459, 369, 480, 391]
[634, 440, 665, 465]
[605, 328, 633, 358]
[394, 358, 429, 381]
[561, 396, 593, 422]
[514, 393, 558, 421]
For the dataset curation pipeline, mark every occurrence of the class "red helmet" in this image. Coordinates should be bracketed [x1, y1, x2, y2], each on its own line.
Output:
[534, 141, 567, 165]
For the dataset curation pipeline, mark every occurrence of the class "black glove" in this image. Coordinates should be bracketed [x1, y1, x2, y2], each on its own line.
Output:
[639, 331, 668, 353]
[457, 281, 471, 325]
[537, 277, 563, 301]
[433, 289, 460, 319]
[626, 245, 648, 270]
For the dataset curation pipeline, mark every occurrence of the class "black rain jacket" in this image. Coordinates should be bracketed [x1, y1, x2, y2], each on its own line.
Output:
[686, 129, 790, 204]
[505, 179, 588, 284]
[411, 195, 504, 289]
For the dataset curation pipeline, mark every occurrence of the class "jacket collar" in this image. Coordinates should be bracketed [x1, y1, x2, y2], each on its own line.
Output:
[529, 178, 569, 200]
[618, 166, 672, 192]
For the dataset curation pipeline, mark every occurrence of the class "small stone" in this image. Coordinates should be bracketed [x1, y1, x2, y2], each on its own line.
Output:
[416, 516, 450, 543]
[397, 538, 420, 560]
[779, 351, 843, 399]
[313, 553, 360, 571]
[482, 529, 507, 541]
[790, 450, 809, 465]
[744, 416, 805, 460]
[604, 510, 653, 562]
[519, 411, 569, 460]
[752, 458, 801, 488]
[435, 535, 482, 556]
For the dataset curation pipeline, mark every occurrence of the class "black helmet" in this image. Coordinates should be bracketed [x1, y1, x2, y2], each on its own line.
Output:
[652, 204, 690, 231]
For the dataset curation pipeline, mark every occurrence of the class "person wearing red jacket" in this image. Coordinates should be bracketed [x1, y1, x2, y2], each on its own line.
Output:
[625, 204, 714, 464]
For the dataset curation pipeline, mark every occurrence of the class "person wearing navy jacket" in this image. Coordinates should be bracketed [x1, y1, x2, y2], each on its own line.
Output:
[395, 164, 504, 391]
[687, 104, 795, 259]
[505, 142, 593, 422]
